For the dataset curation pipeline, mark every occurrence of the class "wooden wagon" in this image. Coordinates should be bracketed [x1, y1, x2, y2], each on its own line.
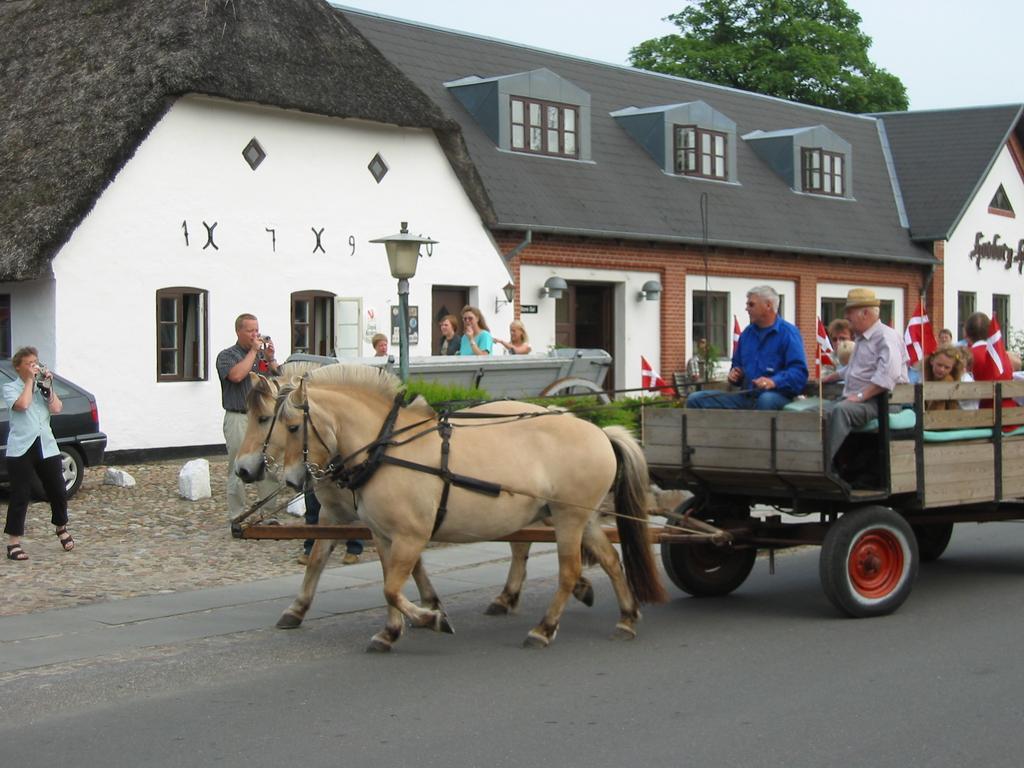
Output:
[643, 379, 1024, 616]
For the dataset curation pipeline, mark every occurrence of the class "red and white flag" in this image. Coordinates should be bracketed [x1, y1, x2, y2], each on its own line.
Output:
[732, 315, 742, 356]
[816, 317, 834, 367]
[984, 314, 1007, 376]
[903, 300, 936, 366]
[641, 356, 673, 396]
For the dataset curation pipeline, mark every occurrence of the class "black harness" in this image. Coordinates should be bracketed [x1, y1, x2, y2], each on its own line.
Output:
[298, 391, 502, 536]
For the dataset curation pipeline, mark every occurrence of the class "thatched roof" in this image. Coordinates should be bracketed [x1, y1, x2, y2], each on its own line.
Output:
[0, 0, 480, 281]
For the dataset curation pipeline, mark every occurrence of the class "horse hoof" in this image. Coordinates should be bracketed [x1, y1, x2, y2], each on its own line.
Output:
[276, 612, 303, 630]
[573, 583, 595, 607]
[522, 632, 550, 649]
[611, 624, 637, 641]
[438, 614, 455, 635]
[366, 637, 393, 653]
[484, 602, 510, 616]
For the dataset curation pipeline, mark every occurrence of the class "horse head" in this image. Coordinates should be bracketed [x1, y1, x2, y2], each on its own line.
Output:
[236, 361, 324, 484]
[279, 377, 338, 491]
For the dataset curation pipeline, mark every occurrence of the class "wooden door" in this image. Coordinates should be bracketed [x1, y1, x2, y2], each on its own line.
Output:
[431, 286, 469, 354]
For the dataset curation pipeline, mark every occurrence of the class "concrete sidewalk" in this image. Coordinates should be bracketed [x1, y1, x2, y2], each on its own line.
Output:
[0, 542, 560, 674]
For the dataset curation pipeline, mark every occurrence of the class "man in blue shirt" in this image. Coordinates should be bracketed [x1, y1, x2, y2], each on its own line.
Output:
[687, 285, 808, 410]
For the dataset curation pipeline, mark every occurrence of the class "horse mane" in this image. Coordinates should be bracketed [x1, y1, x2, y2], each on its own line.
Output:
[303, 363, 434, 417]
[278, 360, 325, 379]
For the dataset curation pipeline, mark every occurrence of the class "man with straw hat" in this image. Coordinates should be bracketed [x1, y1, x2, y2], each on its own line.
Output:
[824, 288, 909, 477]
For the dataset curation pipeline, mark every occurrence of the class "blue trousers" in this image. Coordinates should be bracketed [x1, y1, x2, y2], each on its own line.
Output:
[303, 489, 363, 557]
[686, 389, 792, 411]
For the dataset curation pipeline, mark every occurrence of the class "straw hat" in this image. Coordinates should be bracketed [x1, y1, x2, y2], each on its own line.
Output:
[844, 287, 880, 310]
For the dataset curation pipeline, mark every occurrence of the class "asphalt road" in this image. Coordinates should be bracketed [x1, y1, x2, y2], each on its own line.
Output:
[4, 521, 1024, 768]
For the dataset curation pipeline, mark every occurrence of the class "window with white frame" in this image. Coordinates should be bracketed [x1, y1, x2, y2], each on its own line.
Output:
[156, 287, 207, 381]
[692, 290, 730, 356]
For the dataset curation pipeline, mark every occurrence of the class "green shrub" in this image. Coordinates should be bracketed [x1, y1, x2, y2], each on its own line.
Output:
[526, 395, 676, 434]
[405, 379, 490, 407]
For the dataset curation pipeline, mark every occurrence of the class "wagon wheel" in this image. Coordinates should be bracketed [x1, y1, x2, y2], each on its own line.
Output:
[660, 496, 757, 597]
[538, 377, 611, 404]
[911, 522, 954, 563]
[819, 506, 918, 618]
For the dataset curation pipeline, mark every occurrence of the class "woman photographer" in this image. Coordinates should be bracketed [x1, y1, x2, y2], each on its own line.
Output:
[4, 346, 73, 561]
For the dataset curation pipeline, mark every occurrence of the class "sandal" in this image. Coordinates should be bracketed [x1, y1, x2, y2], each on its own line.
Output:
[6, 544, 29, 561]
[55, 527, 75, 552]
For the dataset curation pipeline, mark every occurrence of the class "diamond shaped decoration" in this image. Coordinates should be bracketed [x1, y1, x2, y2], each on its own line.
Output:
[368, 152, 389, 184]
[242, 138, 266, 170]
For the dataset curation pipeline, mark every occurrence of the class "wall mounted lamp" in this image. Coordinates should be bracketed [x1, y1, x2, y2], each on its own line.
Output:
[494, 281, 516, 314]
[540, 276, 568, 300]
[638, 280, 662, 302]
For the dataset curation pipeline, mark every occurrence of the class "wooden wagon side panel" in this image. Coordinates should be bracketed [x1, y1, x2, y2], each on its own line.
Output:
[889, 440, 917, 494]
[922, 441, 995, 507]
[1001, 439, 1024, 498]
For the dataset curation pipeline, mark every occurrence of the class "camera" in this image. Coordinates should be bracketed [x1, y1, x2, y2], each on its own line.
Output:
[35, 363, 52, 399]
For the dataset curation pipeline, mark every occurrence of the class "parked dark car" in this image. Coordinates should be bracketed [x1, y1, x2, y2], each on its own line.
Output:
[0, 361, 107, 499]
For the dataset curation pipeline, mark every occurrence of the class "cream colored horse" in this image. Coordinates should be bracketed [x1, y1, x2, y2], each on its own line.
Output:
[274, 364, 666, 651]
[234, 366, 595, 629]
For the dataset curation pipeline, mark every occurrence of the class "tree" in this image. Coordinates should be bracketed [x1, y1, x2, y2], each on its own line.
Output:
[629, 0, 908, 113]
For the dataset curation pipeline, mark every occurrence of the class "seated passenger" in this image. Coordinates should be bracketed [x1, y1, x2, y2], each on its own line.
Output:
[687, 285, 808, 411]
[923, 344, 964, 411]
[824, 288, 909, 473]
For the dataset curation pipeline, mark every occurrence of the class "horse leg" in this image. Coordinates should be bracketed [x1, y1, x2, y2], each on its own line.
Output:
[368, 537, 452, 653]
[487, 539, 594, 616]
[582, 520, 640, 640]
[409, 557, 443, 612]
[277, 538, 338, 629]
[486, 541, 531, 615]
[523, 515, 584, 649]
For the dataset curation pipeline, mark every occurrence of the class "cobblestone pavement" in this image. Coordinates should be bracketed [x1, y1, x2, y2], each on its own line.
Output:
[1, 457, 374, 617]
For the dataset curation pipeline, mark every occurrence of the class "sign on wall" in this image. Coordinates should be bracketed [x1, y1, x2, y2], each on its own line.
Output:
[391, 305, 419, 345]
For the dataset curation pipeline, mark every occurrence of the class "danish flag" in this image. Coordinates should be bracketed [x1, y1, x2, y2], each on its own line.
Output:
[816, 317, 835, 367]
[732, 315, 742, 356]
[640, 356, 673, 396]
[982, 314, 1007, 376]
[903, 300, 936, 366]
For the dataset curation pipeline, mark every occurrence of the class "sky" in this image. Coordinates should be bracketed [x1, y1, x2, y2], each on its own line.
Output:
[336, 0, 1023, 111]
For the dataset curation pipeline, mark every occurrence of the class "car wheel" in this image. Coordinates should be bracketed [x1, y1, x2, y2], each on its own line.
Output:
[31, 446, 85, 500]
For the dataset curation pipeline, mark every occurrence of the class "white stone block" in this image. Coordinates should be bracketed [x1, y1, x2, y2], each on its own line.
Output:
[103, 468, 137, 488]
[178, 459, 212, 501]
[286, 494, 306, 517]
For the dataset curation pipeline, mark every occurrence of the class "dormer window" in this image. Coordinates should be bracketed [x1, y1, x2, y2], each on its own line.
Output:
[745, 126, 852, 199]
[612, 101, 737, 183]
[675, 125, 727, 179]
[802, 148, 845, 196]
[446, 68, 591, 161]
[511, 97, 578, 158]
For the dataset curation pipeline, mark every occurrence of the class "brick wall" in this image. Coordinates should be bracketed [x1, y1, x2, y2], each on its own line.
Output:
[495, 232, 934, 379]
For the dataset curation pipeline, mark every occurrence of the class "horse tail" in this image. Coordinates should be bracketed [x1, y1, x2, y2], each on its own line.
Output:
[604, 425, 668, 605]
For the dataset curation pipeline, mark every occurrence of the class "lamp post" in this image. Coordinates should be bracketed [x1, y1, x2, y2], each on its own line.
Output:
[370, 222, 438, 383]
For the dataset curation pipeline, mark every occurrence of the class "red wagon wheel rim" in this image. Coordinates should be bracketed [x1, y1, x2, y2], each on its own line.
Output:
[847, 528, 905, 599]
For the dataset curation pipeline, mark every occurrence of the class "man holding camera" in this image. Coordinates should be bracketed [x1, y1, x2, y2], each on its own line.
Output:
[216, 313, 280, 520]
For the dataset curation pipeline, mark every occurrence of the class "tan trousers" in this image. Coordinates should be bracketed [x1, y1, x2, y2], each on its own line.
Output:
[223, 411, 279, 519]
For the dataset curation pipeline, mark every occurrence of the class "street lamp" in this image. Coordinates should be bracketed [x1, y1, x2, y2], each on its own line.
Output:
[370, 222, 437, 383]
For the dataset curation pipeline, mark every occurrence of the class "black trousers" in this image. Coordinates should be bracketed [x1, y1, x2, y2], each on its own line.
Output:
[4, 437, 68, 537]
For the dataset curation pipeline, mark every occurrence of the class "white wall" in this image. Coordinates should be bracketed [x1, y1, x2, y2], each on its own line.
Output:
[943, 145, 1024, 337]
[0, 277, 56, 362]
[47, 95, 512, 450]
[519, 264, 661, 392]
